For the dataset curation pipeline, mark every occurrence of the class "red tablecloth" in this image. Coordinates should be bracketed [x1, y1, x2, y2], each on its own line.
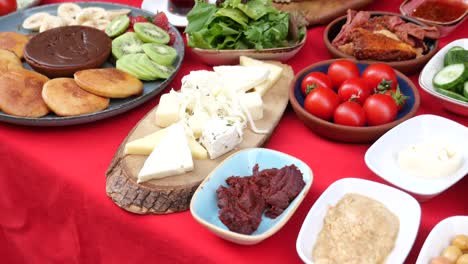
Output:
[1, 0, 467, 263]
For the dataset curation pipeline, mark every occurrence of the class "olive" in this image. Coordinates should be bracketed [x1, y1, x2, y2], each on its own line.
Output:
[431, 256, 454, 264]
[443, 245, 463, 262]
[452, 235, 468, 251]
[457, 254, 468, 264]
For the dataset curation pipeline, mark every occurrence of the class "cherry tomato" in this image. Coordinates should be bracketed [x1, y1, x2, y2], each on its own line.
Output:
[0, 0, 16, 16]
[301, 72, 332, 95]
[382, 87, 409, 111]
[363, 94, 398, 126]
[337, 77, 371, 105]
[304, 87, 339, 121]
[334, 101, 366, 127]
[327, 60, 360, 90]
[362, 63, 397, 92]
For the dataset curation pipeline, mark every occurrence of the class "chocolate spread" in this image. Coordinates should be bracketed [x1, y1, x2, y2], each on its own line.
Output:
[216, 164, 305, 235]
[24, 26, 111, 78]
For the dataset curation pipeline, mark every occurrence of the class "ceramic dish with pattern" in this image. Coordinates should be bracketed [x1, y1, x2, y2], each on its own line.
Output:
[0, 2, 184, 126]
[190, 148, 313, 245]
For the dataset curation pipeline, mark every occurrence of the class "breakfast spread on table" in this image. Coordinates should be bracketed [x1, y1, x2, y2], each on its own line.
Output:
[312, 193, 399, 263]
[0, 0, 467, 263]
[430, 234, 468, 264]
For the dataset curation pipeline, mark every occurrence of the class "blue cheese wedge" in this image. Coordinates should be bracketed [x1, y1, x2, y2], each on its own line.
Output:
[200, 119, 243, 159]
[137, 123, 194, 183]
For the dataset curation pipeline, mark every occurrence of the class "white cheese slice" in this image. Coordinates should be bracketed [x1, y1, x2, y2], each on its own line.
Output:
[239, 56, 283, 96]
[155, 92, 181, 128]
[137, 123, 194, 183]
[213, 65, 270, 93]
[200, 119, 243, 160]
[240, 91, 263, 120]
[180, 70, 222, 94]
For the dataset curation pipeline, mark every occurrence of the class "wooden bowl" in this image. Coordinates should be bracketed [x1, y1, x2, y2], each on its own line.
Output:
[189, 34, 306, 66]
[289, 59, 421, 143]
[323, 12, 439, 75]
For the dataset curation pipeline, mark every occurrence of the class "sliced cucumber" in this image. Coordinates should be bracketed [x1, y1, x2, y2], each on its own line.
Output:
[464, 81, 468, 98]
[436, 88, 468, 102]
[444, 50, 468, 66]
[433, 63, 467, 90]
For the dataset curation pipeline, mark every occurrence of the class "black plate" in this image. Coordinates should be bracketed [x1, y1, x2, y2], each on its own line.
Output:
[0, 2, 184, 126]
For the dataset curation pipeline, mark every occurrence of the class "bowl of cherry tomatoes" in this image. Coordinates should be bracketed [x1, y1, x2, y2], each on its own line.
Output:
[289, 59, 420, 143]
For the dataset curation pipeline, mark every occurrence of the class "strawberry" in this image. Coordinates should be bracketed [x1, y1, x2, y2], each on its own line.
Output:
[126, 28, 134, 33]
[168, 31, 176, 46]
[153, 12, 170, 31]
[129, 15, 148, 28]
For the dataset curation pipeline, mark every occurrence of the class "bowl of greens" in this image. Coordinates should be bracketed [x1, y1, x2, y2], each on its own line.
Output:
[185, 0, 307, 65]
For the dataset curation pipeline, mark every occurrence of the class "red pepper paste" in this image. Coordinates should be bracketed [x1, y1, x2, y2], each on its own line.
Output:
[216, 164, 305, 235]
[411, 0, 467, 23]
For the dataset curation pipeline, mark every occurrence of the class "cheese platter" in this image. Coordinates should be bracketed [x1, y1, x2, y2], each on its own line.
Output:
[106, 57, 294, 214]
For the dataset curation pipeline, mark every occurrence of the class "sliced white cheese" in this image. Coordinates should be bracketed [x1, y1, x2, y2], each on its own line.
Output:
[180, 70, 222, 94]
[213, 65, 270, 93]
[155, 91, 181, 128]
[200, 119, 243, 160]
[239, 56, 283, 96]
[240, 91, 263, 120]
[137, 123, 194, 183]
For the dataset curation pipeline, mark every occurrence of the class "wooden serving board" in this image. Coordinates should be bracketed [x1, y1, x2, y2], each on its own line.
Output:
[105, 63, 294, 215]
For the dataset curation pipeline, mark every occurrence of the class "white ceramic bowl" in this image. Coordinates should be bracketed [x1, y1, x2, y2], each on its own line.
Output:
[416, 216, 468, 264]
[365, 114, 468, 201]
[419, 38, 468, 117]
[190, 148, 313, 245]
[296, 178, 421, 264]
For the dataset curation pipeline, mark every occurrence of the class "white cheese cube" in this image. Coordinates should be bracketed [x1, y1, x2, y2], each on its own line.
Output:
[240, 92, 263, 120]
[213, 65, 270, 93]
[154, 92, 181, 127]
[137, 123, 194, 183]
[200, 119, 243, 160]
[239, 56, 283, 96]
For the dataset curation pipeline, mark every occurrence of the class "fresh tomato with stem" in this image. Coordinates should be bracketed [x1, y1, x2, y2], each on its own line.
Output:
[337, 77, 371, 105]
[382, 86, 409, 111]
[333, 101, 366, 127]
[304, 87, 339, 121]
[362, 63, 398, 92]
[363, 94, 398, 126]
[0, 0, 16, 16]
[301, 72, 333, 95]
[327, 60, 360, 90]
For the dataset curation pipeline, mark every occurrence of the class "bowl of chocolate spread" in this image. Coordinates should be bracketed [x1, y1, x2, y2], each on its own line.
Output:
[24, 26, 112, 78]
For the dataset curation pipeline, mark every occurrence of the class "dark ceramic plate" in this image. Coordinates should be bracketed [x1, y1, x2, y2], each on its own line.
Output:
[0, 2, 184, 126]
[289, 59, 420, 143]
[324, 12, 439, 75]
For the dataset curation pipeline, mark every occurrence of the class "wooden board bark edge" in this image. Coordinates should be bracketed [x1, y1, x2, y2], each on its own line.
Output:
[105, 63, 294, 215]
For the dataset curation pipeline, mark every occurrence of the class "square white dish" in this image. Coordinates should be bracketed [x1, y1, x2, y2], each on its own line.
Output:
[296, 177, 421, 264]
[365, 114, 468, 201]
[419, 38, 468, 116]
[416, 216, 468, 264]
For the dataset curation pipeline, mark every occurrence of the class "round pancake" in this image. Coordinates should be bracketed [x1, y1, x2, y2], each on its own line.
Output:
[0, 69, 49, 117]
[74, 68, 143, 98]
[42, 78, 110, 116]
[0, 32, 30, 59]
[0, 49, 23, 75]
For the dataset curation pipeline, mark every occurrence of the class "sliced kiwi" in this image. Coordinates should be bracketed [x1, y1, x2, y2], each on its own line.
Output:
[117, 54, 156, 81]
[105, 15, 130, 38]
[112, 32, 144, 59]
[134, 22, 170, 44]
[148, 60, 174, 79]
[142, 43, 177, 66]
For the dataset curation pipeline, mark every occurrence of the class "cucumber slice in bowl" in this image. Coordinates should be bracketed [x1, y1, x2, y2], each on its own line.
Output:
[435, 88, 468, 103]
[433, 63, 468, 90]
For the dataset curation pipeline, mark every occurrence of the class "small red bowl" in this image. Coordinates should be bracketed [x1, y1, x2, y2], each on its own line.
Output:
[289, 59, 421, 143]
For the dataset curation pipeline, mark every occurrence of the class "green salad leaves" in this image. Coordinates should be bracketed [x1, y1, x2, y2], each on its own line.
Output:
[185, 0, 305, 50]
